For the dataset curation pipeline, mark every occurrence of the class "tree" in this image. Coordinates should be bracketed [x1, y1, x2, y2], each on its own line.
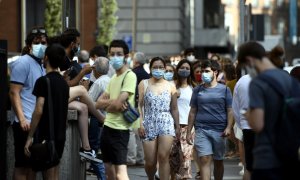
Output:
[97, 0, 118, 46]
[45, 0, 62, 36]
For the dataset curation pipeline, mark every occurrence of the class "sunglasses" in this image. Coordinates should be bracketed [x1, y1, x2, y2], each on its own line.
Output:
[31, 28, 46, 34]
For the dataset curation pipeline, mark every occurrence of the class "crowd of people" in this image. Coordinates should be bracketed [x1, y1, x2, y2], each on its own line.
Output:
[7, 25, 300, 180]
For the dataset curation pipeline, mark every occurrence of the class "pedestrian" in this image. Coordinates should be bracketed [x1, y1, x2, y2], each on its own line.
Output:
[86, 57, 111, 179]
[186, 59, 234, 180]
[59, 28, 104, 161]
[24, 43, 69, 179]
[232, 63, 253, 180]
[237, 41, 300, 179]
[138, 56, 180, 180]
[96, 39, 137, 180]
[171, 59, 194, 180]
[127, 52, 150, 166]
[9, 26, 48, 180]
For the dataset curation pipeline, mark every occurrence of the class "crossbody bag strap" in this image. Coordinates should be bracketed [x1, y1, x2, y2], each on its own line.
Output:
[46, 77, 55, 141]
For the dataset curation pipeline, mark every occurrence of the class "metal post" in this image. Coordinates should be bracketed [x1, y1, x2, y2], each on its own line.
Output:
[132, 0, 137, 52]
[0, 40, 8, 180]
[239, 0, 245, 45]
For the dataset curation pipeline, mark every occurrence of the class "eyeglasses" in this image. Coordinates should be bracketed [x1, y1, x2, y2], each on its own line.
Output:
[31, 28, 46, 34]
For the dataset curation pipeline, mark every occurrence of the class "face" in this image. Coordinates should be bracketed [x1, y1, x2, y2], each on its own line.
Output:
[179, 63, 190, 71]
[165, 65, 174, 73]
[201, 67, 217, 82]
[31, 35, 47, 48]
[151, 60, 165, 71]
[109, 47, 125, 57]
[194, 67, 201, 76]
[70, 37, 80, 57]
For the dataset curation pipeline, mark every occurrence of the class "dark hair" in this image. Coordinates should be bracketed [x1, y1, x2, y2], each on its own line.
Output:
[223, 63, 236, 81]
[210, 53, 222, 61]
[89, 45, 107, 57]
[290, 66, 300, 82]
[47, 35, 61, 46]
[45, 43, 66, 69]
[267, 46, 284, 69]
[237, 41, 266, 64]
[60, 28, 80, 48]
[184, 48, 195, 56]
[174, 59, 193, 88]
[109, 40, 129, 55]
[201, 59, 221, 72]
[149, 57, 166, 76]
[25, 26, 48, 46]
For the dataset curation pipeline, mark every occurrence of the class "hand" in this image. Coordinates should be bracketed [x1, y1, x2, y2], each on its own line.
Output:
[222, 127, 231, 138]
[186, 132, 193, 145]
[20, 120, 30, 132]
[24, 137, 33, 157]
[138, 124, 146, 138]
[121, 101, 128, 111]
[82, 64, 93, 74]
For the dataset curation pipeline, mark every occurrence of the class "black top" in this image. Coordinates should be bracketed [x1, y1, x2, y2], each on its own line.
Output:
[132, 65, 150, 107]
[32, 72, 69, 141]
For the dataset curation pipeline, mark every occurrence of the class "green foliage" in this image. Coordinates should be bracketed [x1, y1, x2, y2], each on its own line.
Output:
[97, 0, 118, 46]
[45, 0, 62, 36]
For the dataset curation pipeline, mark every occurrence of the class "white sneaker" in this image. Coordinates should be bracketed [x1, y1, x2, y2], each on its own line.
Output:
[239, 166, 244, 176]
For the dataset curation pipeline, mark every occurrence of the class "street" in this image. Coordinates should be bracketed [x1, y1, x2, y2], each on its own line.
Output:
[87, 157, 243, 180]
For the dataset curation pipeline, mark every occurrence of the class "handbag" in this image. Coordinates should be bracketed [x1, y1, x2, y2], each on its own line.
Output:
[169, 139, 184, 173]
[30, 77, 59, 171]
[121, 71, 140, 123]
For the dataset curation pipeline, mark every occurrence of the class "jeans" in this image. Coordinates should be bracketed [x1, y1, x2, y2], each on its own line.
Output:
[89, 116, 106, 180]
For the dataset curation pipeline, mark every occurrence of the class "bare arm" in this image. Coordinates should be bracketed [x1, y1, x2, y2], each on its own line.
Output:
[105, 92, 130, 113]
[224, 108, 234, 136]
[28, 97, 44, 138]
[170, 88, 180, 129]
[186, 106, 197, 144]
[96, 92, 112, 109]
[9, 83, 30, 131]
[248, 108, 264, 132]
[66, 65, 93, 87]
[138, 80, 145, 125]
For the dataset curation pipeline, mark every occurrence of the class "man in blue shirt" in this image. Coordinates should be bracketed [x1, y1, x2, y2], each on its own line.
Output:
[186, 59, 233, 180]
[9, 26, 47, 180]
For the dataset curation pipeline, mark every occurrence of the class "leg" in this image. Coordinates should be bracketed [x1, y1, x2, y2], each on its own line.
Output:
[115, 165, 129, 180]
[213, 160, 224, 180]
[68, 101, 91, 150]
[127, 129, 137, 165]
[69, 85, 104, 122]
[157, 135, 174, 180]
[143, 139, 158, 180]
[43, 165, 59, 180]
[134, 129, 144, 164]
[13, 167, 36, 180]
[104, 163, 116, 180]
[199, 155, 212, 180]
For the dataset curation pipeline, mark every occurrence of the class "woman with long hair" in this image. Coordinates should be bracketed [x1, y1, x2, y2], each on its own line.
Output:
[138, 57, 180, 180]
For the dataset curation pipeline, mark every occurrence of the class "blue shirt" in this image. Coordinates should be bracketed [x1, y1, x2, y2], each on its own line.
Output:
[190, 83, 232, 132]
[10, 54, 45, 123]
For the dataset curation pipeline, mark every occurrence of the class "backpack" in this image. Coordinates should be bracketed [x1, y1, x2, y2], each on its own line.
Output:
[260, 73, 300, 165]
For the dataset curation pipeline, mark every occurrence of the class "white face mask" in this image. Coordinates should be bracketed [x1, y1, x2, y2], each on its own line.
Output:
[187, 55, 195, 62]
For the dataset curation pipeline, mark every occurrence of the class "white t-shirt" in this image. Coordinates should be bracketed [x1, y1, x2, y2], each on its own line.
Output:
[178, 85, 193, 125]
[232, 74, 252, 130]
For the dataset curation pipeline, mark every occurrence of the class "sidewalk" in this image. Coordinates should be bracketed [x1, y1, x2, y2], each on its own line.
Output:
[86, 158, 243, 180]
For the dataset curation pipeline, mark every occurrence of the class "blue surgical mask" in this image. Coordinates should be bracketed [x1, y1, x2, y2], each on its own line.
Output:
[152, 69, 164, 79]
[110, 56, 124, 70]
[164, 72, 174, 81]
[178, 69, 190, 78]
[202, 72, 213, 84]
[32, 44, 47, 59]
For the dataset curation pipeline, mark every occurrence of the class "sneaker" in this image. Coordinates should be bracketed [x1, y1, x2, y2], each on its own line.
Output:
[239, 166, 244, 176]
[195, 171, 201, 180]
[79, 148, 102, 163]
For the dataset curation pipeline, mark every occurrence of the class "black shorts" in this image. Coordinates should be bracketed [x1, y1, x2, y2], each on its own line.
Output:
[100, 125, 129, 165]
[13, 121, 31, 168]
[243, 129, 255, 171]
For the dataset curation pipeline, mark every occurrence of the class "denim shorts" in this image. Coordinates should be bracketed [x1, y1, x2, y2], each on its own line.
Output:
[194, 128, 226, 160]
